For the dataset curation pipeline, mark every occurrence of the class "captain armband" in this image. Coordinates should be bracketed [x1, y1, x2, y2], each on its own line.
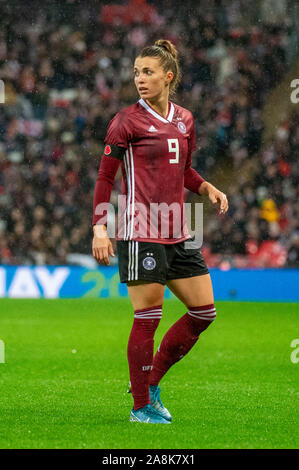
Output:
[103, 144, 126, 160]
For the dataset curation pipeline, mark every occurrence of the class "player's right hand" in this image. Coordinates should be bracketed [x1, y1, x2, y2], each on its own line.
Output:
[92, 225, 115, 266]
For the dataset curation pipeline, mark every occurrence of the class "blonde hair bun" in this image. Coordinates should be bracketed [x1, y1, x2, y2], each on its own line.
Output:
[154, 39, 178, 60]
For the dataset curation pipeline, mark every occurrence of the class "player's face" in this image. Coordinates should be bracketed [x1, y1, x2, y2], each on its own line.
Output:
[134, 56, 173, 100]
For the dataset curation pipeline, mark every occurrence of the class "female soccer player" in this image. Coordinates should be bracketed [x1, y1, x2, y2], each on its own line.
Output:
[92, 39, 228, 424]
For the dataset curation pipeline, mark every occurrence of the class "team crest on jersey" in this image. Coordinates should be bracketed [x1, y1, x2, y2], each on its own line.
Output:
[142, 256, 156, 271]
[177, 121, 186, 134]
[104, 145, 111, 155]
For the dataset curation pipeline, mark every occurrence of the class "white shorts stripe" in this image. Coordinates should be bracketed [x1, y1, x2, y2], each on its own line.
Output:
[135, 240, 138, 280]
[132, 241, 136, 280]
[127, 240, 130, 281]
[128, 241, 133, 281]
[128, 241, 139, 281]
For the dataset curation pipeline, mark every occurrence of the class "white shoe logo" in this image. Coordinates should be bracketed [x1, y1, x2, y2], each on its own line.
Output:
[146, 418, 150, 423]
[148, 125, 158, 132]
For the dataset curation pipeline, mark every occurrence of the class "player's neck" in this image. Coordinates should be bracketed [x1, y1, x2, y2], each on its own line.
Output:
[145, 95, 169, 119]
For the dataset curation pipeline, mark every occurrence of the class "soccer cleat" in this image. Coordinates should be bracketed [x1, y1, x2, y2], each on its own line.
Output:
[127, 381, 172, 422]
[149, 385, 172, 422]
[130, 404, 170, 424]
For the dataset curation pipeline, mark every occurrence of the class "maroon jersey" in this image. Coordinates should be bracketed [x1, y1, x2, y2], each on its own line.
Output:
[95, 98, 204, 243]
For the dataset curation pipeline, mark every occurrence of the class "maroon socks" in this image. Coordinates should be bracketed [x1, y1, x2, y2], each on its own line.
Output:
[149, 304, 216, 386]
[127, 304, 216, 410]
[127, 306, 162, 410]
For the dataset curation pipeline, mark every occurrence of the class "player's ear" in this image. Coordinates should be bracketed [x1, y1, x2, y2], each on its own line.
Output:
[166, 71, 174, 85]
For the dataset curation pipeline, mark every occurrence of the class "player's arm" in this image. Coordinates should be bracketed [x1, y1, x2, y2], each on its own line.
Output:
[184, 165, 205, 194]
[184, 115, 206, 194]
[198, 181, 229, 215]
[184, 165, 229, 215]
[93, 112, 131, 265]
[92, 145, 125, 265]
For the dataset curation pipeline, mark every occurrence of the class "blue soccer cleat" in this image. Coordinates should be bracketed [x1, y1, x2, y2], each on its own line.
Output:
[130, 404, 170, 424]
[149, 385, 172, 422]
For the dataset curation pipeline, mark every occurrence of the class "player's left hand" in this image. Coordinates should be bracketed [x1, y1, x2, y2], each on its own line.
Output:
[200, 182, 229, 214]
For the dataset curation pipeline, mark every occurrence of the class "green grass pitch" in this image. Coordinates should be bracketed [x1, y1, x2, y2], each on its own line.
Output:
[0, 298, 298, 449]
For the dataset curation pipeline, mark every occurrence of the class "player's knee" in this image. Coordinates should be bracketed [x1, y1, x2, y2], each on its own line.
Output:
[187, 304, 216, 320]
[134, 305, 163, 320]
[187, 303, 216, 333]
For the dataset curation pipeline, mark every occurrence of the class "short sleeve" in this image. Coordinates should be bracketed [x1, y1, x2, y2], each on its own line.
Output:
[104, 112, 132, 149]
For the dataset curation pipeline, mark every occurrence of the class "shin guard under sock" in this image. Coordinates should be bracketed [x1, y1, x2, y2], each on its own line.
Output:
[149, 304, 216, 386]
[127, 306, 162, 410]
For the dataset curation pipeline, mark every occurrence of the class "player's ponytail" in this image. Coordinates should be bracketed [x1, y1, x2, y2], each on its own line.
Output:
[137, 39, 181, 97]
[154, 39, 178, 60]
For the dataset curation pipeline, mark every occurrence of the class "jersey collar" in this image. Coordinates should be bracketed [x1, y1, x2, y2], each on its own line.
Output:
[138, 98, 174, 124]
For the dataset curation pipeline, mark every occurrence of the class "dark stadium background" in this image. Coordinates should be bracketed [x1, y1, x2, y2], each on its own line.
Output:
[0, 0, 298, 270]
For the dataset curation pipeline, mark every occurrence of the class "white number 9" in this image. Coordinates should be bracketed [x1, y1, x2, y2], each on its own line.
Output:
[168, 138, 179, 164]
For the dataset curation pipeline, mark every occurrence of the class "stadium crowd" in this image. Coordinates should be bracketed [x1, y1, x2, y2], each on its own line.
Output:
[0, 0, 297, 267]
[202, 112, 299, 268]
